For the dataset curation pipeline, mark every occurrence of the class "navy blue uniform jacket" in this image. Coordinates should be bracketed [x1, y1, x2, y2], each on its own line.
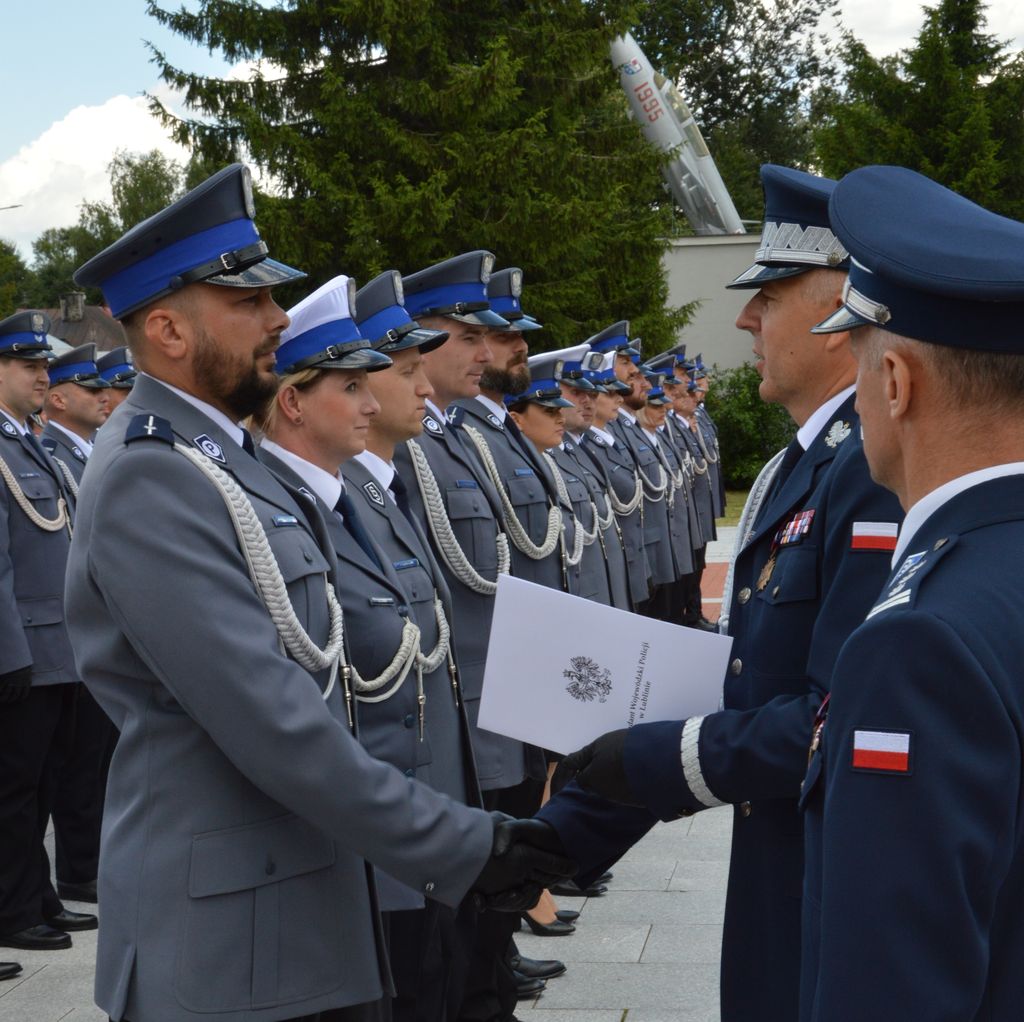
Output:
[801, 473, 1024, 1022]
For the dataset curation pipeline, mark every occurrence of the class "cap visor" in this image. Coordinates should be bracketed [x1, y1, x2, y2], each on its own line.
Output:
[318, 348, 395, 371]
[535, 395, 575, 408]
[377, 327, 449, 355]
[448, 309, 510, 328]
[810, 306, 870, 334]
[725, 262, 809, 290]
[564, 378, 595, 392]
[512, 316, 543, 331]
[79, 378, 112, 390]
[207, 257, 307, 289]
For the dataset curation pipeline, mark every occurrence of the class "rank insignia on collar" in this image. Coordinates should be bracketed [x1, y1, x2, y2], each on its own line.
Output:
[41, 437, 56, 452]
[297, 486, 316, 503]
[2, 421, 16, 436]
[487, 413, 503, 429]
[590, 433, 605, 445]
[363, 480, 386, 507]
[824, 420, 852, 448]
[72, 447, 85, 461]
[193, 434, 226, 463]
[423, 415, 443, 435]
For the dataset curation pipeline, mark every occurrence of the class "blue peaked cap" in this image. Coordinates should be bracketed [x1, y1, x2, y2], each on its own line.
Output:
[97, 346, 136, 388]
[355, 271, 449, 355]
[0, 311, 53, 360]
[508, 350, 574, 407]
[402, 251, 509, 327]
[728, 165, 850, 290]
[487, 268, 543, 330]
[74, 164, 306, 319]
[48, 342, 110, 388]
[585, 320, 634, 356]
[812, 165, 1024, 353]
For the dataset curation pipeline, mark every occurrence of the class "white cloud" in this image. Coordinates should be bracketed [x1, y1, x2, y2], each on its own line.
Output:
[0, 93, 189, 262]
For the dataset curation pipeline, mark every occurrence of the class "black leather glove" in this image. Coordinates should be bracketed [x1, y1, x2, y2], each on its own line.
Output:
[0, 665, 32, 705]
[470, 813, 577, 912]
[561, 728, 644, 807]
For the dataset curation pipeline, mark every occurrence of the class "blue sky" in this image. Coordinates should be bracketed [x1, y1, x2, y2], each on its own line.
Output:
[2, 0, 1023, 260]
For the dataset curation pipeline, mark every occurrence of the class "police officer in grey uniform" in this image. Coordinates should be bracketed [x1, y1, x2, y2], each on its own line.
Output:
[41, 343, 118, 905]
[450, 271, 570, 596]
[96, 346, 138, 412]
[65, 168, 574, 1022]
[0, 312, 97, 953]
[351, 270, 486, 1022]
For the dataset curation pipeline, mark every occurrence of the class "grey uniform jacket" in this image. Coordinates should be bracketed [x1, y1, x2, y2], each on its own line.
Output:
[663, 414, 706, 555]
[40, 421, 89, 489]
[0, 418, 76, 685]
[696, 404, 725, 520]
[452, 399, 567, 593]
[611, 416, 677, 587]
[65, 376, 493, 1022]
[546, 442, 612, 605]
[669, 414, 714, 549]
[646, 428, 696, 578]
[393, 409, 540, 790]
[579, 429, 649, 606]
[566, 436, 632, 611]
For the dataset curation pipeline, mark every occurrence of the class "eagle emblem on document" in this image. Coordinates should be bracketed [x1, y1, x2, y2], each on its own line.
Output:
[563, 656, 613, 704]
[824, 420, 852, 448]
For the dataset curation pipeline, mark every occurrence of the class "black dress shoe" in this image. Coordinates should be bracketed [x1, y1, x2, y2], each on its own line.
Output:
[44, 909, 97, 932]
[0, 924, 72, 950]
[521, 913, 575, 936]
[510, 953, 566, 980]
[513, 971, 546, 999]
[550, 880, 608, 898]
[0, 961, 22, 981]
[688, 617, 719, 632]
[57, 879, 98, 904]
[597, 871, 614, 882]
[555, 909, 580, 923]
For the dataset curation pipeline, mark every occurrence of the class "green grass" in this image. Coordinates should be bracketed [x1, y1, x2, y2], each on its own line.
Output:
[720, 489, 751, 528]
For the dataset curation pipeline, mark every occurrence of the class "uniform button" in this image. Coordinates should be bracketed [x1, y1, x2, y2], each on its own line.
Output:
[303, 551, 313, 564]
[404, 768, 415, 778]
[472, 502, 480, 511]
[424, 881, 435, 893]
[404, 714, 415, 729]
[740, 802, 752, 818]
[397, 604, 409, 615]
[771, 585, 780, 598]
[730, 658, 742, 676]
[737, 587, 751, 605]
[265, 855, 277, 876]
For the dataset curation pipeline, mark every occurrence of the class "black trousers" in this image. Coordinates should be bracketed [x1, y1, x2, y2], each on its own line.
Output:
[682, 545, 707, 623]
[0, 684, 76, 933]
[119, 1010, 379, 1022]
[458, 778, 545, 1022]
[53, 683, 118, 884]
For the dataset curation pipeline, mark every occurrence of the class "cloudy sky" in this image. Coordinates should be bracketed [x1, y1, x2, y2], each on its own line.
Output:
[3, 1, 1024, 262]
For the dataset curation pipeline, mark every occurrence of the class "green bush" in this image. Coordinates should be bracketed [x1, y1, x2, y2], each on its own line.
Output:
[704, 362, 796, 489]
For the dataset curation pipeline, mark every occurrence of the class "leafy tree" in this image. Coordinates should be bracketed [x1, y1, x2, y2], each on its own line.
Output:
[144, 0, 694, 350]
[704, 362, 796, 488]
[813, 0, 1024, 217]
[26, 150, 185, 308]
[0, 239, 33, 318]
[633, 0, 841, 223]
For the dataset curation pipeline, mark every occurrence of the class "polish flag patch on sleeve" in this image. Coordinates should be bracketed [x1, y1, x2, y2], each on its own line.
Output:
[851, 521, 899, 551]
[851, 730, 912, 774]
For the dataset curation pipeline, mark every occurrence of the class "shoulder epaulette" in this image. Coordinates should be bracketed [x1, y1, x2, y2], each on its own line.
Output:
[40, 437, 57, 453]
[446, 405, 466, 428]
[125, 414, 175, 446]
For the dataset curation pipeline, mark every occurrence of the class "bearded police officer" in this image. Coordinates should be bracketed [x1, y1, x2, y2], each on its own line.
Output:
[66, 167, 573, 1022]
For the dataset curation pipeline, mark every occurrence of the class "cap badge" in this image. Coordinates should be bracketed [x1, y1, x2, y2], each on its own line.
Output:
[824, 420, 851, 448]
[193, 434, 226, 463]
[363, 480, 386, 507]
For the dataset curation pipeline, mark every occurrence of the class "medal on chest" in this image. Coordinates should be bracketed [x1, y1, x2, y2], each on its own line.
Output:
[756, 509, 816, 592]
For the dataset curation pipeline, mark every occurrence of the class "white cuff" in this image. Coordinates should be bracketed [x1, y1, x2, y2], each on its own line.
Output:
[680, 717, 725, 808]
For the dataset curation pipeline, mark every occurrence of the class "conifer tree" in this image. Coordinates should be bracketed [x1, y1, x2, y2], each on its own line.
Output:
[144, 0, 693, 349]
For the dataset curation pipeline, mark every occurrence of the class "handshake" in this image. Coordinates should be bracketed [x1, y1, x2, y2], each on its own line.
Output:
[469, 812, 577, 912]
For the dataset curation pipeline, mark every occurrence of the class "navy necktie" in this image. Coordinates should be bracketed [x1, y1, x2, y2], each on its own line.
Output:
[240, 428, 257, 458]
[388, 472, 415, 527]
[762, 438, 804, 517]
[335, 490, 383, 571]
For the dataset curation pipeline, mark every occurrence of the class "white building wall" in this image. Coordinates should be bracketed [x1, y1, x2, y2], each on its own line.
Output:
[662, 234, 762, 370]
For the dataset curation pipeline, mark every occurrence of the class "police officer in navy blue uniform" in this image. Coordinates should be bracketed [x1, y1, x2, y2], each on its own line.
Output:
[541, 165, 905, 1022]
[799, 166, 1024, 1022]
[41, 343, 118, 906]
[0, 312, 97, 954]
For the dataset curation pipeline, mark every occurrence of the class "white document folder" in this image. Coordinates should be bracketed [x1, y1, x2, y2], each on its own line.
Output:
[479, 575, 733, 755]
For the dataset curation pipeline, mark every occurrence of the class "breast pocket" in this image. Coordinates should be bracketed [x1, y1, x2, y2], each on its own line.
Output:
[265, 527, 333, 642]
[17, 475, 62, 520]
[506, 475, 551, 540]
[445, 488, 498, 573]
[757, 546, 819, 606]
[19, 596, 67, 675]
[177, 814, 341, 1012]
